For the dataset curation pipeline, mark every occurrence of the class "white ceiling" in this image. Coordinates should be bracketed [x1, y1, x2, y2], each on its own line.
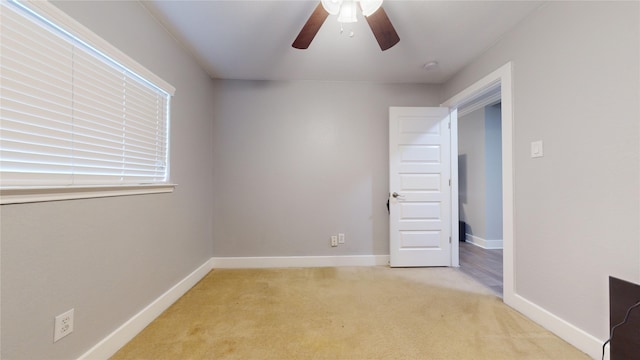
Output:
[143, 0, 542, 84]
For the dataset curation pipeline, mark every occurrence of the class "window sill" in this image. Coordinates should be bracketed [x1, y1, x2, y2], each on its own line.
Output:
[0, 184, 176, 205]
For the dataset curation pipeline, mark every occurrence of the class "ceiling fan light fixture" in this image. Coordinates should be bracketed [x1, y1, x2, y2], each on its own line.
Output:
[360, 0, 383, 17]
[320, 0, 342, 15]
[293, 0, 399, 51]
[337, 1, 358, 23]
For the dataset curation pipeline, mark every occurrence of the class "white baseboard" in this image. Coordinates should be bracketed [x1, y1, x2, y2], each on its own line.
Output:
[77, 259, 214, 360]
[211, 255, 390, 269]
[76, 254, 606, 360]
[465, 234, 503, 249]
[507, 293, 605, 359]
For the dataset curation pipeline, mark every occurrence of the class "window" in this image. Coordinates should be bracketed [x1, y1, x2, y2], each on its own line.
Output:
[0, 0, 175, 203]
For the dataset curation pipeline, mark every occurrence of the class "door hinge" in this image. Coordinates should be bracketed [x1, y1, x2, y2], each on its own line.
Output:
[448, 179, 451, 186]
[448, 122, 451, 129]
[449, 236, 452, 243]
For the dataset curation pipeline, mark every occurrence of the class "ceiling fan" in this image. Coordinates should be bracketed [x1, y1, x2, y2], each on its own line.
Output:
[292, 0, 400, 51]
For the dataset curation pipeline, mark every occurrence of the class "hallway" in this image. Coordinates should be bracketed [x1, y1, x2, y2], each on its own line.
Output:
[459, 241, 503, 296]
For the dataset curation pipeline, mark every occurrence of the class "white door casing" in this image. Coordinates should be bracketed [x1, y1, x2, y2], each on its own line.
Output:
[389, 107, 452, 267]
[441, 62, 513, 301]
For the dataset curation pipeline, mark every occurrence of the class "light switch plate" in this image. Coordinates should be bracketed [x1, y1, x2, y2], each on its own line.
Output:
[531, 140, 543, 158]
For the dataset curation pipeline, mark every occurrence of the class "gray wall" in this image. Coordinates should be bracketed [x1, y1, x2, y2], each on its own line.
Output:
[1, 1, 216, 359]
[443, 1, 640, 339]
[458, 107, 487, 238]
[458, 104, 502, 242]
[211, 80, 440, 257]
[484, 104, 502, 241]
[3, 1, 638, 358]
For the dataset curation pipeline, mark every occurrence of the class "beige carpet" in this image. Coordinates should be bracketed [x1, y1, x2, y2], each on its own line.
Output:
[111, 267, 589, 359]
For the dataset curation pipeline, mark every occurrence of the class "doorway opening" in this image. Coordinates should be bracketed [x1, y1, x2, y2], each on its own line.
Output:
[457, 98, 503, 296]
[442, 62, 514, 304]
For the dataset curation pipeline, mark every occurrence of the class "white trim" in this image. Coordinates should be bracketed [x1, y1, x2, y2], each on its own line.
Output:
[76, 259, 213, 360]
[464, 235, 503, 250]
[458, 88, 502, 118]
[442, 64, 505, 108]
[211, 255, 390, 269]
[441, 61, 514, 305]
[0, 184, 176, 205]
[450, 108, 460, 267]
[510, 293, 605, 359]
[15, 0, 175, 95]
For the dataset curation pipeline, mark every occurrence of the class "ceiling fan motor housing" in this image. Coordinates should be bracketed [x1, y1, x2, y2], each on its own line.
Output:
[321, 0, 384, 18]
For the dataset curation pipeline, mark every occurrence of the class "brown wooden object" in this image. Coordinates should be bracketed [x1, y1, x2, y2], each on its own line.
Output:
[292, 3, 329, 49]
[364, 7, 400, 51]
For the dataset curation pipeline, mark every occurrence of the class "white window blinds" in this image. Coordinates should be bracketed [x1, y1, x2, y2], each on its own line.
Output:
[0, 0, 174, 188]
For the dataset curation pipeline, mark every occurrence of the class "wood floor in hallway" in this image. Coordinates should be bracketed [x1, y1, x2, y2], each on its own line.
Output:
[459, 241, 503, 296]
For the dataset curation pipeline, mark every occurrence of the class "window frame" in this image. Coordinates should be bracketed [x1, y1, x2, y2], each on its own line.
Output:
[0, 0, 176, 204]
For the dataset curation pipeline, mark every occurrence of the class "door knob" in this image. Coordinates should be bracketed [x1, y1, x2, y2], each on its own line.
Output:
[392, 192, 402, 198]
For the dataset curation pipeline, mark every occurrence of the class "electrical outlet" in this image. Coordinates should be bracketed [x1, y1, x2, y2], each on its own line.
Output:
[54, 309, 74, 342]
[338, 233, 345, 244]
[330, 235, 338, 247]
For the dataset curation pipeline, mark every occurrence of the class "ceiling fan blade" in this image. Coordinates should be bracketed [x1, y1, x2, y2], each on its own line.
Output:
[292, 3, 329, 49]
[365, 7, 400, 51]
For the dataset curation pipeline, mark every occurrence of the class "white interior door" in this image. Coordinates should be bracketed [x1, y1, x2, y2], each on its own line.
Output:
[389, 107, 451, 267]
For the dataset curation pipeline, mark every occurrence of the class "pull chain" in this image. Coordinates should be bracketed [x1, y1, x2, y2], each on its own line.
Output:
[339, 23, 355, 38]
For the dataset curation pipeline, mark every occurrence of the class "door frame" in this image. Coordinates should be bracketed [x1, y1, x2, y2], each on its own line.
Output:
[441, 62, 514, 305]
